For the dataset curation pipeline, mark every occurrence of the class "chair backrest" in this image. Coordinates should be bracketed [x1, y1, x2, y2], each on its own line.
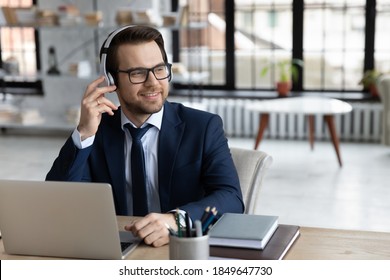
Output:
[377, 74, 390, 146]
[230, 147, 273, 214]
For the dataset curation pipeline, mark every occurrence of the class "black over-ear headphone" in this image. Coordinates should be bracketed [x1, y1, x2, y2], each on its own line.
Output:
[99, 25, 135, 87]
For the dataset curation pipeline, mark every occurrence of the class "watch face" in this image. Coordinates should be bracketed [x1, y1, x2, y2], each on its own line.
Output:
[178, 213, 187, 227]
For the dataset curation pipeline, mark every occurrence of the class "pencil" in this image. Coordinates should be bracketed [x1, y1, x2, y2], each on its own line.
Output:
[202, 208, 218, 234]
[200, 206, 210, 224]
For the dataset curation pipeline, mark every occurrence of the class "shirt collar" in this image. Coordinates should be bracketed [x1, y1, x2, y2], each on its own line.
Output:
[121, 105, 164, 131]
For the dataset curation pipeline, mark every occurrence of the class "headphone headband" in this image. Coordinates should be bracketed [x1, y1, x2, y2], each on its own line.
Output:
[100, 25, 135, 86]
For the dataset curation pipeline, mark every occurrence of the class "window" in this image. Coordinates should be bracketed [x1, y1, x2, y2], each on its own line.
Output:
[303, 0, 366, 91]
[173, 0, 226, 90]
[375, 0, 390, 74]
[172, 0, 385, 98]
[235, 0, 293, 89]
[0, 0, 42, 95]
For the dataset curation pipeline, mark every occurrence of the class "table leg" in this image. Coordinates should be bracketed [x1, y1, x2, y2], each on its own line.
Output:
[307, 115, 315, 150]
[324, 115, 343, 167]
[254, 113, 270, 150]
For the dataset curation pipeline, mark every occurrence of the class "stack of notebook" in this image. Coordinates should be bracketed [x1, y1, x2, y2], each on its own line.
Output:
[208, 213, 300, 260]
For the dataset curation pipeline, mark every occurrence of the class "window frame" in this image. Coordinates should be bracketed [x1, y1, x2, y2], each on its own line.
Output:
[170, 0, 378, 101]
[0, 0, 43, 96]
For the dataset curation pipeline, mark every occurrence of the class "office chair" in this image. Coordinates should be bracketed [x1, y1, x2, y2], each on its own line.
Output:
[377, 74, 390, 146]
[230, 147, 273, 214]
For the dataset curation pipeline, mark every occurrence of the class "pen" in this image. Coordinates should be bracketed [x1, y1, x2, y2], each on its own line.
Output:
[185, 212, 191, 237]
[165, 223, 177, 236]
[175, 209, 182, 237]
[195, 220, 202, 237]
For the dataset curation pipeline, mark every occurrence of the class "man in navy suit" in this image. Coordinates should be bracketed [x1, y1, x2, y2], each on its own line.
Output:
[46, 25, 243, 247]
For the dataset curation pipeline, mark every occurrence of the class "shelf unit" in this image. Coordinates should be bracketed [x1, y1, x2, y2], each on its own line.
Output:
[0, 1, 209, 132]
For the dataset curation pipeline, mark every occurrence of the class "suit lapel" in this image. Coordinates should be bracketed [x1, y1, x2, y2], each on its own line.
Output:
[102, 110, 128, 214]
[158, 102, 185, 211]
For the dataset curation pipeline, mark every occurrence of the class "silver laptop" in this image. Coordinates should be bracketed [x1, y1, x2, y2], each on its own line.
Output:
[0, 180, 140, 259]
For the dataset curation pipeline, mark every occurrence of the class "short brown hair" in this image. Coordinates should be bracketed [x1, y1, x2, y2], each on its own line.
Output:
[100, 25, 168, 85]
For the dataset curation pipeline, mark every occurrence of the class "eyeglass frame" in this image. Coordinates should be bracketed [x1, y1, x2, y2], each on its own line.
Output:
[116, 63, 172, 84]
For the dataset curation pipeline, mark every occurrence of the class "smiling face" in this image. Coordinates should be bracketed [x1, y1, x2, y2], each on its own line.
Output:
[115, 41, 170, 127]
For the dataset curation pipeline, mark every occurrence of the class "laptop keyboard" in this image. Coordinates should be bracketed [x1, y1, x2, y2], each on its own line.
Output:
[121, 242, 133, 252]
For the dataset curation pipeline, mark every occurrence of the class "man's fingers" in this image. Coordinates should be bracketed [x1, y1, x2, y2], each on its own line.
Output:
[96, 96, 118, 111]
[84, 76, 116, 100]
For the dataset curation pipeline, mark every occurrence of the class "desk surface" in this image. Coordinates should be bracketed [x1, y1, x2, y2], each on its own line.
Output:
[1, 216, 390, 260]
[246, 96, 353, 115]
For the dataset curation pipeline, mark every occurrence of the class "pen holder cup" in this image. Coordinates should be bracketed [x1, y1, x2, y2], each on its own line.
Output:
[169, 235, 209, 260]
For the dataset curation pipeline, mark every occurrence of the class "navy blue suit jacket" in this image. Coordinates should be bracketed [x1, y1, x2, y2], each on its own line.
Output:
[46, 101, 244, 220]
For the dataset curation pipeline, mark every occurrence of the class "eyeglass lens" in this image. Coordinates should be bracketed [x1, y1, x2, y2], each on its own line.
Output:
[129, 64, 170, 84]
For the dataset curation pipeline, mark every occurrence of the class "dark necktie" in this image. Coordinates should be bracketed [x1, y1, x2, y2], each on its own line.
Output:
[125, 124, 152, 216]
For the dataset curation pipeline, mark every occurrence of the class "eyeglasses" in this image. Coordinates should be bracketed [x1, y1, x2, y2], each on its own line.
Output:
[117, 63, 172, 84]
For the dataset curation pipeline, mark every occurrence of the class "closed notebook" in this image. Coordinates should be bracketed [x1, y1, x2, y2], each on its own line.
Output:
[208, 213, 278, 249]
[210, 224, 300, 260]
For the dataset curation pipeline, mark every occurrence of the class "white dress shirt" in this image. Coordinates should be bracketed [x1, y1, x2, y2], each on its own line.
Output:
[72, 108, 163, 215]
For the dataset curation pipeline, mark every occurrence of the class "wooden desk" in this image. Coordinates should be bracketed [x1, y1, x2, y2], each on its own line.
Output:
[246, 96, 353, 167]
[1, 216, 390, 260]
[284, 227, 390, 260]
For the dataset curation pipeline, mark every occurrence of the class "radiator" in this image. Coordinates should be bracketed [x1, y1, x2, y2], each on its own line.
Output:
[180, 98, 383, 142]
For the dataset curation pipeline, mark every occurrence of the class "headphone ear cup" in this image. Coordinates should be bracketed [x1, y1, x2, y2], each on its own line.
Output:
[107, 73, 115, 86]
[169, 72, 172, 82]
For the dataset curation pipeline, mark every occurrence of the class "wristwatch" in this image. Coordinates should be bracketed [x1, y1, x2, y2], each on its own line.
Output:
[178, 212, 187, 228]
[171, 210, 187, 228]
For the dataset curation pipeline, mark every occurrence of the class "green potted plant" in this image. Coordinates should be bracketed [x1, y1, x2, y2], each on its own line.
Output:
[358, 69, 382, 98]
[261, 58, 304, 97]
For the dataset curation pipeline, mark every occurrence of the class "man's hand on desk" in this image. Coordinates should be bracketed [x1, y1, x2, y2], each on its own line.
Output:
[124, 213, 177, 247]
